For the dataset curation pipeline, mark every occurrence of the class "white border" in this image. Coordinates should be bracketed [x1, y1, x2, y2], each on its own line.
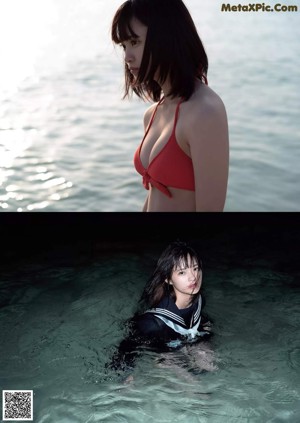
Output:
[2, 390, 33, 421]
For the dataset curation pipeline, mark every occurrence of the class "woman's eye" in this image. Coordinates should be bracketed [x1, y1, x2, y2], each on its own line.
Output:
[119, 39, 138, 50]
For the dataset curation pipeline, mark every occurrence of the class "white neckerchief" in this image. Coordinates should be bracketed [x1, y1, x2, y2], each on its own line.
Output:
[154, 314, 202, 339]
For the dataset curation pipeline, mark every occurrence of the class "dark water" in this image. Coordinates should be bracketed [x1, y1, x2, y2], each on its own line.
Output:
[0, 213, 299, 422]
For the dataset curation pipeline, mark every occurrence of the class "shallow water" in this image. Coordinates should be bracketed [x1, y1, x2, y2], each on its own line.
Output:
[1, 223, 299, 422]
[0, 0, 299, 211]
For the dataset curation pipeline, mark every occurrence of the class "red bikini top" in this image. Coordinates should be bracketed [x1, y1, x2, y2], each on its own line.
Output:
[133, 98, 195, 198]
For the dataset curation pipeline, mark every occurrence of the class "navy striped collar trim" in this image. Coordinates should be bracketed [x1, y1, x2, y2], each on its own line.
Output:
[146, 296, 202, 329]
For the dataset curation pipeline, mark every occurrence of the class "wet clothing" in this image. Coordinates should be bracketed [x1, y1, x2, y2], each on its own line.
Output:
[107, 294, 212, 373]
[133, 98, 195, 198]
[136, 295, 207, 346]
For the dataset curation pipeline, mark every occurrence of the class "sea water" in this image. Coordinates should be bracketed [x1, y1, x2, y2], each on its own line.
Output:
[0, 233, 299, 422]
[0, 0, 299, 211]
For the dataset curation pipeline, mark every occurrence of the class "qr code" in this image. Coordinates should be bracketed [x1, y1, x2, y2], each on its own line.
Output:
[2, 390, 33, 421]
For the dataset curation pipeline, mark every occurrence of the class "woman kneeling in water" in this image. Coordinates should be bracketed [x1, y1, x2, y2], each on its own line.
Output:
[107, 241, 215, 376]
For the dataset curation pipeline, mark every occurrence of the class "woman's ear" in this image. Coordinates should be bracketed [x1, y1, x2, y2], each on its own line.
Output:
[165, 279, 172, 285]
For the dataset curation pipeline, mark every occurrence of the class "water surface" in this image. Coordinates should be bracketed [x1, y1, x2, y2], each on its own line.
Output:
[1, 218, 299, 422]
[0, 0, 299, 211]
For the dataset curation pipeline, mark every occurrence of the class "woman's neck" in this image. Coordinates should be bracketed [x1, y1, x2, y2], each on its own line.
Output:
[157, 77, 180, 106]
[175, 295, 193, 310]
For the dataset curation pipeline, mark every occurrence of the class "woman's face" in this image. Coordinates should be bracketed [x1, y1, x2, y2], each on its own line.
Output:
[168, 255, 202, 299]
[121, 17, 148, 79]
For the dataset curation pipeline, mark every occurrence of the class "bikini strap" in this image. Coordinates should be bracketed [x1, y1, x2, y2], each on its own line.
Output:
[145, 97, 165, 134]
[173, 99, 183, 130]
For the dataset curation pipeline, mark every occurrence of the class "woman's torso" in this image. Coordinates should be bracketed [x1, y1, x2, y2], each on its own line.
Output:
[133, 81, 228, 212]
[134, 92, 198, 212]
[134, 295, 208, 343]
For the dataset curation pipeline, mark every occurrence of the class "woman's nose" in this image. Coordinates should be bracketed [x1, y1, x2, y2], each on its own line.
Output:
[124, 48, 134, 64]
[188, 269, 197, 280]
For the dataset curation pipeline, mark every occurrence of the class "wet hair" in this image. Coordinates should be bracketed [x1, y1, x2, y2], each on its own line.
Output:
[111, 0, 208, 102]
[140, 241, 203, 308]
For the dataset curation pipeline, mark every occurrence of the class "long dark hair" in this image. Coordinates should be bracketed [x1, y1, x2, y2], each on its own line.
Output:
[139, 241, 203, 309]
[111, 0, 208, 102]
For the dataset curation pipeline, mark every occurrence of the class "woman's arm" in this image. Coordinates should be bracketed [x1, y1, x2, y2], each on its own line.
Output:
[187, 94, 229, 211]
[142, 195, 149, 211]
[105, 314, 167, 374]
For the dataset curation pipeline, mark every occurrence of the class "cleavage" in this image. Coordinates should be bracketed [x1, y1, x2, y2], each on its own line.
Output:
[140, 107, 175, 169]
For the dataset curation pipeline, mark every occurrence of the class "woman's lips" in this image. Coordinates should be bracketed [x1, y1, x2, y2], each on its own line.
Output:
[129, 68, 139, 74]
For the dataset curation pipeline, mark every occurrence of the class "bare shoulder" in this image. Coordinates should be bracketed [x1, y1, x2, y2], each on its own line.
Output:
[181, 83, 229, 157]
[184, 84, 228, 128]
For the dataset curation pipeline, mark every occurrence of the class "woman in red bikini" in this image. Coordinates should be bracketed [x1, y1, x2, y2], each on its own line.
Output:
[112, 0, 229, 212]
